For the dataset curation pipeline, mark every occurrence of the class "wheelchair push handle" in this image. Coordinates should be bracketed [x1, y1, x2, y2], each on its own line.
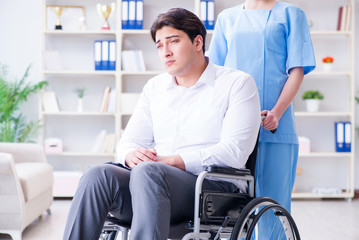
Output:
[261, 114, 277, 134]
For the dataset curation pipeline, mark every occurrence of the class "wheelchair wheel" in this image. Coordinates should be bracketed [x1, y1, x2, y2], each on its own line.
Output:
[230, 197, 300, 240]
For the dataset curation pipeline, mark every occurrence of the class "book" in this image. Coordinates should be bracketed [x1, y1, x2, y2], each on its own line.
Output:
[99, 86, 111, 112]
[91, 130, 107, 153]
[121, 50, 146, 71]
[42, 91, 60, 112]
[99, 133, 116, 153]
[107, 88, 117, 113]
[336, 6, 343, 31]
[345, 5, 352, 31]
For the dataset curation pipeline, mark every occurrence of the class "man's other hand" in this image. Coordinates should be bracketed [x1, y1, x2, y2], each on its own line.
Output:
[125, 147, 157, 168]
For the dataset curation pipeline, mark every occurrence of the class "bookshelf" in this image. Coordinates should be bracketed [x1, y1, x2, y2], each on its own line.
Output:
[291, 0, 355, 199]
[40, 0, 355, 198]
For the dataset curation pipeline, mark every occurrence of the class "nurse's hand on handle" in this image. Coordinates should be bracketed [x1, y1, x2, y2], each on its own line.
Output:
[261, 110, 278, 134]
[125, 147, 157, 169]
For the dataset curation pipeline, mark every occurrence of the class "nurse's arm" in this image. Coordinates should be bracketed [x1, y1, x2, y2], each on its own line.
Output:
[262, 67, 304, 130]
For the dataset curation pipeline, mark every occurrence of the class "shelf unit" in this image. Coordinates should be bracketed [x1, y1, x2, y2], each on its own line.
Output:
[292, 0, 355, 199]
[40, 0, 355, 198]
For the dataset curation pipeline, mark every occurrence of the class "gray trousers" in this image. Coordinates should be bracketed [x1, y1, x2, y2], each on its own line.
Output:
[63, 161, 235, 240]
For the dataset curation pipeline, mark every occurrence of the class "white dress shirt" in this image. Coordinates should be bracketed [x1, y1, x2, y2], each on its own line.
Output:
[117, 59, 261, 190]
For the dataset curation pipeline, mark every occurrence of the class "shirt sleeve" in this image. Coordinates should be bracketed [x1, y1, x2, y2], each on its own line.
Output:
[286, 7, 316, 75]
[208, 13, 228, 66]
[116, 83, 154, 165]
[180, 74, 261, 172]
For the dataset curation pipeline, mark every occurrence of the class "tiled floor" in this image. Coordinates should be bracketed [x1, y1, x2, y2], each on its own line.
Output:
[1, 198, 358, 240]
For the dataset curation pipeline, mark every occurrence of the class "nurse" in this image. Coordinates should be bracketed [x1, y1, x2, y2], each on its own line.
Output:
[208, 0, 315, 220]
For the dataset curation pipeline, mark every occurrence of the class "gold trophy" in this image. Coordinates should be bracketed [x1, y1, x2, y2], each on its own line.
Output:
[97, 3, 115, 30]
[53, 6, 64, 30]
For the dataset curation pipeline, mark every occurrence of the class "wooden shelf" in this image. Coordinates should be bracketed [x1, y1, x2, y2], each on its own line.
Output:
[299, 152, 352, 158]
[295, 112, 351, 117]
[41, 111, 116, 117]
[292, 192, 353, 199]
[43, 70, 117, 76]
[44, 30, 116, 35]
[46, 152, 115, 157]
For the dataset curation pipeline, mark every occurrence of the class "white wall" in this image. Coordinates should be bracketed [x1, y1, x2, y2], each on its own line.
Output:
[0, 0, 359, 189]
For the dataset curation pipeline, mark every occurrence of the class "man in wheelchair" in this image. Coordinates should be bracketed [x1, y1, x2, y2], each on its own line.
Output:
[63, 8, 261, 240]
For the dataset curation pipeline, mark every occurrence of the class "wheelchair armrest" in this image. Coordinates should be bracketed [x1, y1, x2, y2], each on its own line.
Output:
[204, 165, 251, 176]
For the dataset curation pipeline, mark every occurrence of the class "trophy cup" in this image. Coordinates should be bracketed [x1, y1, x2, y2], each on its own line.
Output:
[53, 6, 64, 30]
[97, 3, 115, 30]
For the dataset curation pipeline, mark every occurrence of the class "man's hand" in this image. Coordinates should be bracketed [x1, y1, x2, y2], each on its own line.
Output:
[157, 155, 186, 171]
[125, 147, 157, 169]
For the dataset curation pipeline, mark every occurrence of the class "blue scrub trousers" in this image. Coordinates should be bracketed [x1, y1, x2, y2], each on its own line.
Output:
[255, 142, 298, 211]
[254, 142, 299, 239]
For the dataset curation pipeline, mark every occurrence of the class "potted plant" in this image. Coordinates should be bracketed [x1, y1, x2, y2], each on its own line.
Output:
[302, 90, 324, 112]
[322, 56, 334, 72]
[0, 63, 47, 142]
[74, 87, 86, 112]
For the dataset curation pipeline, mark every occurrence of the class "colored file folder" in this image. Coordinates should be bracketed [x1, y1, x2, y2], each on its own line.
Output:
[200, 0, 215, 30]
[207, 0, 215, 30]
[109, 40, 116, 71]
[344, 122, 351, 152]
[128, 0, 136, 29]
[101, 40, 110, 70]
[122, 0, 129, 29]
[94, 41, 102, 70]
[136, 0, 144, 29]
[335, 121, 351, 152]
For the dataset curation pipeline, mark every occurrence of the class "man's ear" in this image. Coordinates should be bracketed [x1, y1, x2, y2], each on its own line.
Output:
[194, 35, 204, 52]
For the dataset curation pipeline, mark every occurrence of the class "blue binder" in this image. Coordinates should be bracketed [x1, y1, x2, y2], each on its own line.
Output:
[343, 122, 351, 152]
[94, 40, 102, 71]
[109, 40, 116, 71]
[128, 0, 136, 29]
[135, 0, 144, 29]
[206, 0, 215, 30]
[335, 122, 344, 152]
[200, 0, 207, 27]
[122, 0, 129, 29]
[101, 40, 109, 70]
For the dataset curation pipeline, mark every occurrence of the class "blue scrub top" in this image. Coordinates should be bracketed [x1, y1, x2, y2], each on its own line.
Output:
[208, 1, 316, 144]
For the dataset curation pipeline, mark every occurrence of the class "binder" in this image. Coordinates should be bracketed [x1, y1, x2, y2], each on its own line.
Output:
[128, 0, 136, 29]
[335, 122, 344, 152]
[200, 0, 207, 27]
[122, 0, 129, 29]
[101, 40, 109, 70]
[94, 40, 102, 70]
[344, 122, 351, 152]
[135, 0, 144, 29]
[109, 40, 116, 71]
[207, 0, 215, 30]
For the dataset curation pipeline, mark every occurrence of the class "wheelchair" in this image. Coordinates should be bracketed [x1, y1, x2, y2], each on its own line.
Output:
[100, 139, 300, 240]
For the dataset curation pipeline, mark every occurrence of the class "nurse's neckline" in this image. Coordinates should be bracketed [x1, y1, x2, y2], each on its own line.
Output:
[243, 0, 279, 10]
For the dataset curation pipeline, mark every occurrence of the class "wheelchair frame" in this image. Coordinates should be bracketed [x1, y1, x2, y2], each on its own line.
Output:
[101, 165, 300, 240]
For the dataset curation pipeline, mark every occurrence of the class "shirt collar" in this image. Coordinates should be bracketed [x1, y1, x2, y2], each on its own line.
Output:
[166, 57, 216, 90]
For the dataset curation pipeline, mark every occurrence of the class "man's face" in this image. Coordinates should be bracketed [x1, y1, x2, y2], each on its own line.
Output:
[155, 26, 200, 77]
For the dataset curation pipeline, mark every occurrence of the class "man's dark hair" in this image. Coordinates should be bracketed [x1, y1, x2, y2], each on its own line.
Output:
[150, 8, 207, 53]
